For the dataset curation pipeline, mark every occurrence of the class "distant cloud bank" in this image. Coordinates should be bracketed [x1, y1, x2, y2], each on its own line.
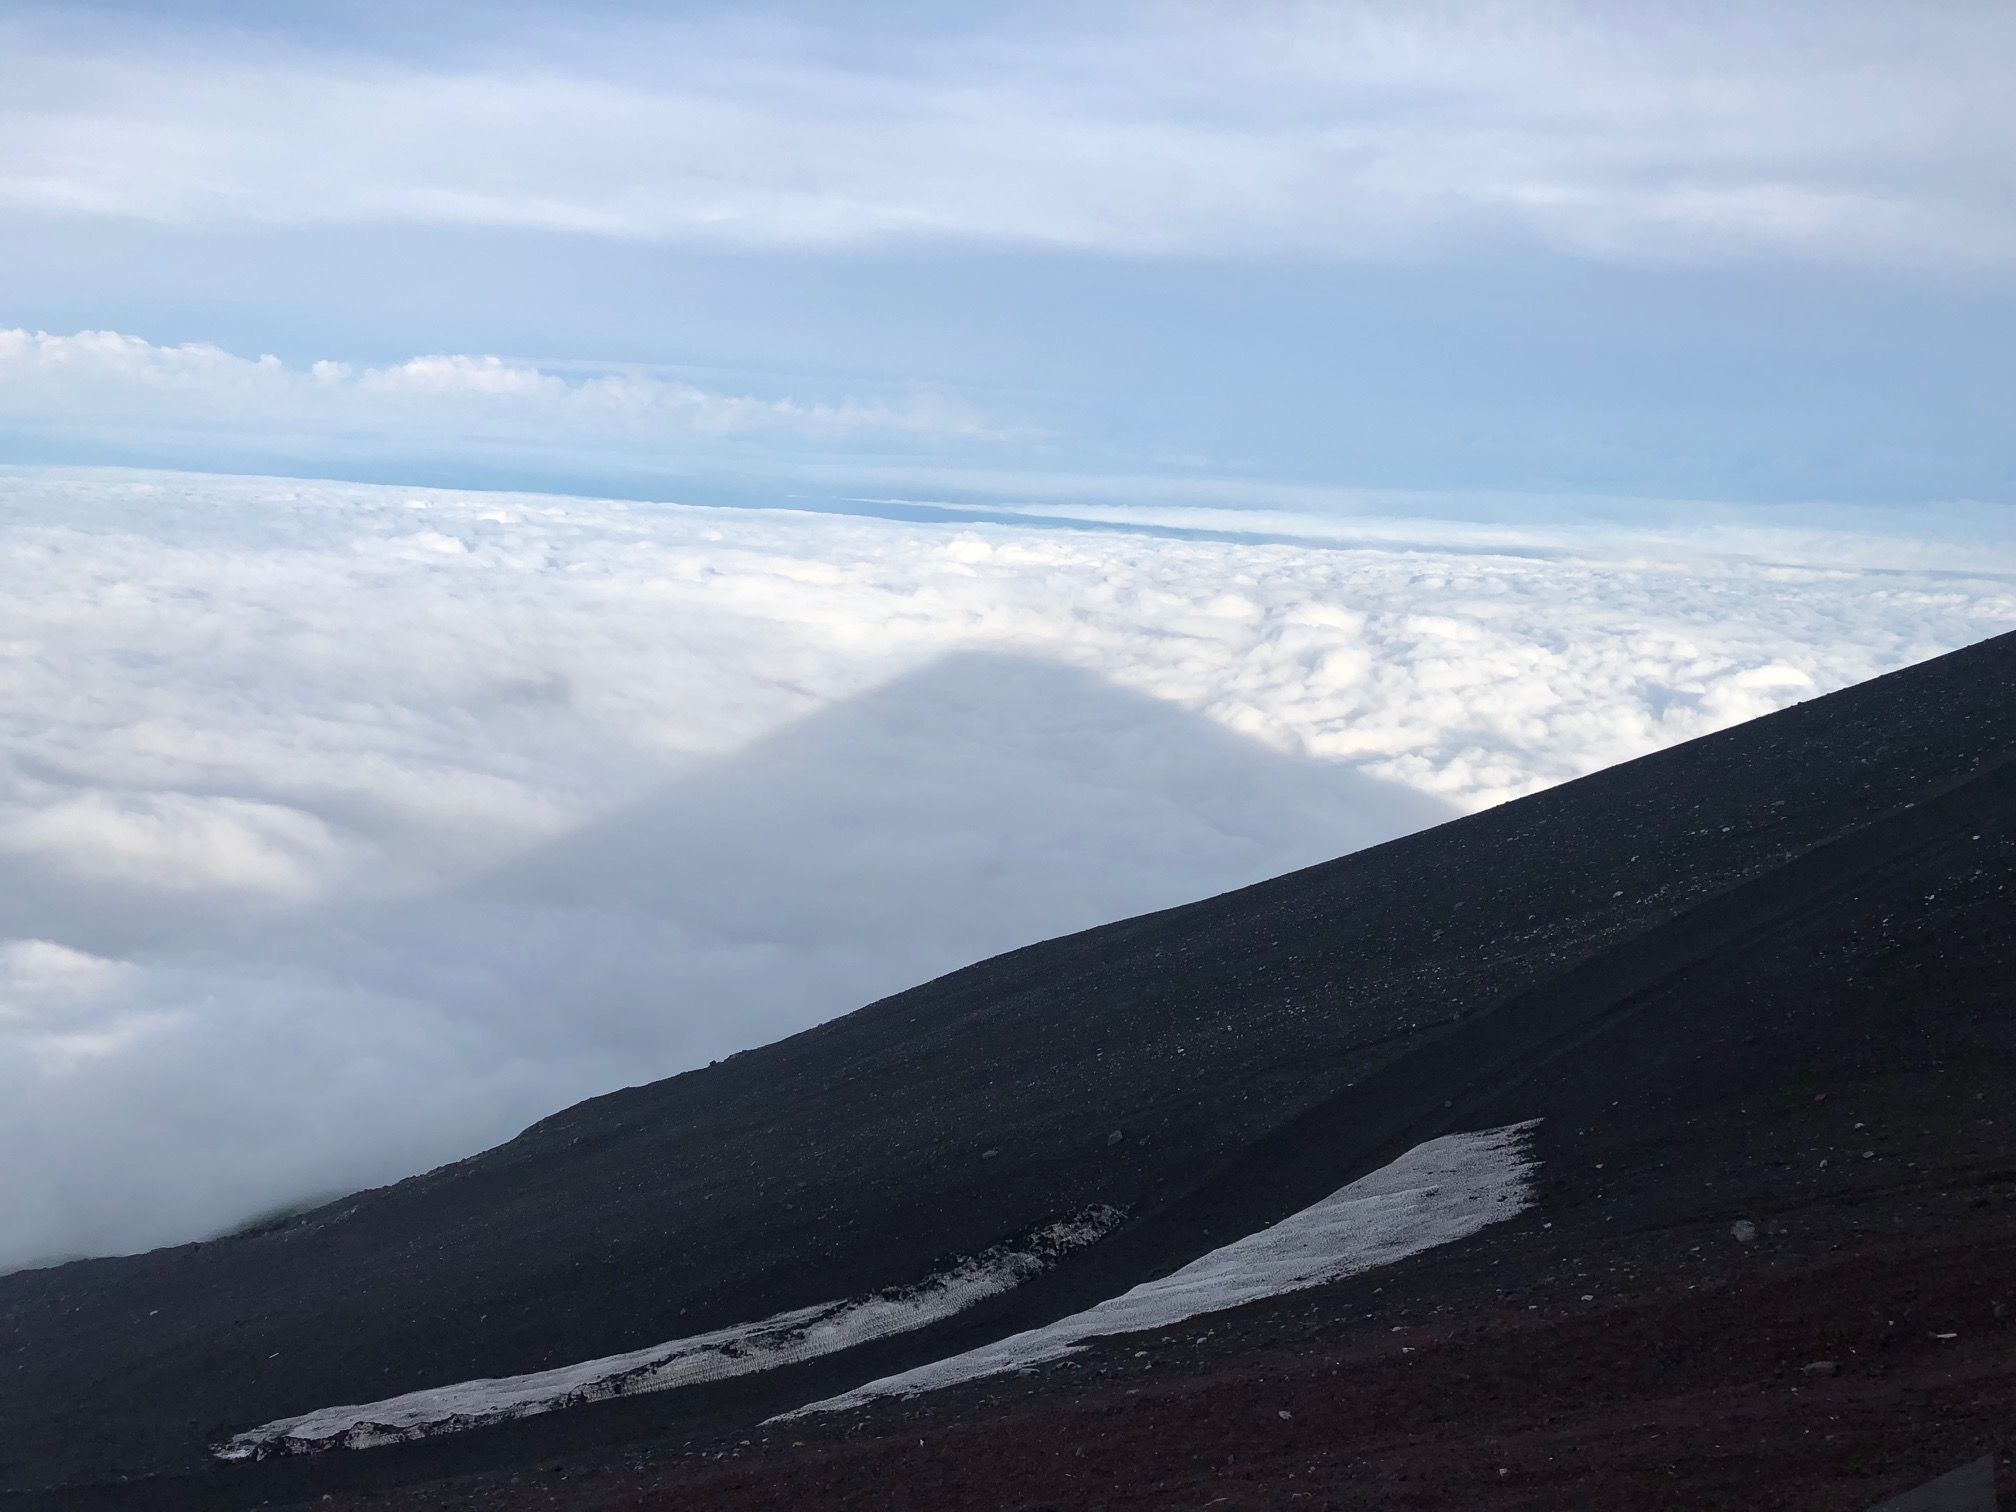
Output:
[0, 330, 988, 472]
[0, 464, 2011, 1272]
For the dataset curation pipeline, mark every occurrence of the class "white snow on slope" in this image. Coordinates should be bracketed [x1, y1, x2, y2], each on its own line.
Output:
[216, 1206, 1123, 1459]
[776, 1121, 1539, 1420]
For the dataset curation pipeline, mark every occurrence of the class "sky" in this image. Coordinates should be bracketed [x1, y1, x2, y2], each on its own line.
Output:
[2, 0, 2013, 505]
[3, 2, 2015, 1268]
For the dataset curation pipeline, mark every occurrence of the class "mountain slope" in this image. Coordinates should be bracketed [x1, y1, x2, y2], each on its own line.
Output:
[314, 685, 2016, 1509]
[4, 628, 2014, 1505]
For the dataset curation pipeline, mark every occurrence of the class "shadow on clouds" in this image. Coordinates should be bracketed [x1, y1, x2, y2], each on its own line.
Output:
[2, 652, 1453, 1269]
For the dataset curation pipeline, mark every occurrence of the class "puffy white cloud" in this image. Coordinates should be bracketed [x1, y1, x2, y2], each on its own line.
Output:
[2, 792, 353, 897]
[0, 939, 137, 1019]
[0, 463, 2011, 1269]
[1, 4, 2011, 267]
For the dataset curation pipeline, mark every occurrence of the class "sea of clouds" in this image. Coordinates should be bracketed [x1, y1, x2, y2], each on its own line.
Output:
[2, 465, 2012, 1270]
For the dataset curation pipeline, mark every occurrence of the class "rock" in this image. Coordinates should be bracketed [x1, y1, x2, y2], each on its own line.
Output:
[1731, 1220, 1758, 1242]
[1801, 1360, 1838, 1376]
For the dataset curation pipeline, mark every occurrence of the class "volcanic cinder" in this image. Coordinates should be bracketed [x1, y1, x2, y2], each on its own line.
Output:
[5, 629, 2016, 1511]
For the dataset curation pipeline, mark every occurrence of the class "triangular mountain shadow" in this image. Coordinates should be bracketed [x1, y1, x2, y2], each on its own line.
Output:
[466, 649, 1451, 947]
[344, 651, 1455, 1062]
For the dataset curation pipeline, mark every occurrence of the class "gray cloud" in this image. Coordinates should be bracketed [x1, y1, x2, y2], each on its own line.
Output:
[0, 653, 1453, 1269]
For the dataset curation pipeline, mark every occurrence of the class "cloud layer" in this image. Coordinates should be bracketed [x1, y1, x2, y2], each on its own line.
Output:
[1, 465, 2012, 1270]
[5, 3, 2013, 267]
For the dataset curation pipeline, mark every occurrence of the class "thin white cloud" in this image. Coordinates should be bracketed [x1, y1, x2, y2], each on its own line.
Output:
[1, 3, 2011, 267]
[0, 464, 2011, 1271]
[865, 491, 2016, 578]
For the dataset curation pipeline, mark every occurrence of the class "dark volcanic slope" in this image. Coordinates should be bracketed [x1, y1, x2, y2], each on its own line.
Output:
[269, 701, 2016, 1509]
[6, 629, 2016, 1499]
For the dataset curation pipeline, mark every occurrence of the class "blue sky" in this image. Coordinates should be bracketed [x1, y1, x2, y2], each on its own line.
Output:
[3, 0, 2013, 512]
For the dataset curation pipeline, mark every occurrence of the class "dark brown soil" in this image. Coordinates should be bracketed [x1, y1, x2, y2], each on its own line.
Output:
[266, 1056, 2016, 1511]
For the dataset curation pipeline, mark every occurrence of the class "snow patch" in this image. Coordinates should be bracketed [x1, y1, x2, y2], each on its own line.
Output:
[775, 1121, 1538, 1419]
[213, 1205, 1122, 1459]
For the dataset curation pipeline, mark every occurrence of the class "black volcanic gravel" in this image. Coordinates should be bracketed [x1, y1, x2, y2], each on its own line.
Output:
[4, 628, 2016, 1507]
